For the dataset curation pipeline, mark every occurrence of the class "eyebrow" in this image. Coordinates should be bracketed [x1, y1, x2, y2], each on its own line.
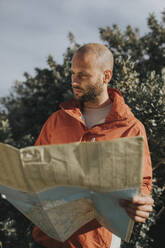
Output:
[70, 70, 91, 76]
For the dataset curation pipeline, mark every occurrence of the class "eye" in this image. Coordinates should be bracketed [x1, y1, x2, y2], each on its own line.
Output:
[79, 73, 88, 78]
[79, 74, 85, 78]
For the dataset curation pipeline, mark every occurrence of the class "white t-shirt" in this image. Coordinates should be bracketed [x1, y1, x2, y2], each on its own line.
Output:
[83, 103, 112, 129]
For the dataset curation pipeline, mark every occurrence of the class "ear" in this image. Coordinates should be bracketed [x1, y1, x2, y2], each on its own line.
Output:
[103, 70, 112, 84]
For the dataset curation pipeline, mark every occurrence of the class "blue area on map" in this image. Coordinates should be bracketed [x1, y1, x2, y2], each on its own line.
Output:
[91, 188, 137, 239]
[38, 185, 91, 201]
[0, 184, 38, 211]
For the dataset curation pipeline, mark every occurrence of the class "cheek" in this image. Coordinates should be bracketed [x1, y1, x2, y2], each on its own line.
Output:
[80, 78, 91, 87]
[88, 76, 98, 84]
[97, 74, 104, 82]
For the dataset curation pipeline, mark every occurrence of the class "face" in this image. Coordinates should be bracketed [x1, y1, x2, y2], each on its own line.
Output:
[71, 53, 104, 103]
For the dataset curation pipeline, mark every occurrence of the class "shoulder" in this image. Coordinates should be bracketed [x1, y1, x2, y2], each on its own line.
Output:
[42, 109, 67, 129]
[133, 117, 146, 135]
[46, 110, 62, 121]
[35, 109, 63, 145]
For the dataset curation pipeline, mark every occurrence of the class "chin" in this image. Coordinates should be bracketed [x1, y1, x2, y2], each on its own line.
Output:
[74, 94, 82, 100]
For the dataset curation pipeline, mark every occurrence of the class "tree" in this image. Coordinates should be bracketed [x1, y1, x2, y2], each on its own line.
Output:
[99, 12, 165, 78]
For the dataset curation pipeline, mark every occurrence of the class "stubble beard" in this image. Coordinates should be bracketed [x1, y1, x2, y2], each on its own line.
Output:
[74, 79, 103, 103]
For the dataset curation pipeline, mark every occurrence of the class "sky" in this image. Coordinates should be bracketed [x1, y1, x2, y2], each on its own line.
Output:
[0, 0, 165, 97]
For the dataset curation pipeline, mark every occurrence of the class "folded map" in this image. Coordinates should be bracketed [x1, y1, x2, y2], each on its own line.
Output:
[0, 136, 144, 242]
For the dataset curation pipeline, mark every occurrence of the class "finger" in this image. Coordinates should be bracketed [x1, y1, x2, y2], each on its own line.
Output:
[131, 195, 154, 205]
[119, 200, 153, 212]
[134, 204, 152, 212]
[133, 216, 146, 223]
[124, 207, 150, 222]
[120, 196, 154, 206]
[125, 210, 147, 223]
[125, 206, 150, 219]
[133, 204, 153, 212]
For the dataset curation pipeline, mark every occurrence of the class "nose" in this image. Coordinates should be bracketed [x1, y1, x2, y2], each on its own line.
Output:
[72, 80, 80, 88]
[71, 75, 81, 87]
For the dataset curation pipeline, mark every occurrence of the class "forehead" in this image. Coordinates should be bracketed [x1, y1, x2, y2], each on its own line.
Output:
[71, 52, 99, 72]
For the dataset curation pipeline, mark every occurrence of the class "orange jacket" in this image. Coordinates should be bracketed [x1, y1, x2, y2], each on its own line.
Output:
[33, 88, 152, 248]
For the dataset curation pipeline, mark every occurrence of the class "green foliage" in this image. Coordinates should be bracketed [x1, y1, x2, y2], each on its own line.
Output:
[0, 60, 71, 147]
[0, 114, 14, 145]
[100, 12, 165, 78]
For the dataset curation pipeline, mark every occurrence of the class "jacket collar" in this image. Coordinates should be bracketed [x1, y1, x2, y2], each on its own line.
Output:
[60, 87, 134, 124]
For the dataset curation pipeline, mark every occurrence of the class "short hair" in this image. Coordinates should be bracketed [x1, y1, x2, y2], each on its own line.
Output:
[74, 43, 114, 71]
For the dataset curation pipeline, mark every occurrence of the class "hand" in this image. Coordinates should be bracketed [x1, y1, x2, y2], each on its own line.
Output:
[119, 194, 154, 222]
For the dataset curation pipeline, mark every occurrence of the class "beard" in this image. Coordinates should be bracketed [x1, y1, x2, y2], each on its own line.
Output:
[73, 80, 103, 103]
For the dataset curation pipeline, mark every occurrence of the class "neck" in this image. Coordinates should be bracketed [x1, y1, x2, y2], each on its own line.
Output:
[84, 90, 110, 109]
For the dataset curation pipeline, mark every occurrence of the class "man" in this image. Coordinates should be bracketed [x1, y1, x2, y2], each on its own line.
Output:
[32, 43, 153, 248]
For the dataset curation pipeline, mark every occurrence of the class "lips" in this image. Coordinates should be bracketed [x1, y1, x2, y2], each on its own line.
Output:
[73, 87, 83, 93]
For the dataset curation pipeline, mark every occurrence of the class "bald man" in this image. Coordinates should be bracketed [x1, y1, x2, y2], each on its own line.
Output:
[32, 43, 153, 248]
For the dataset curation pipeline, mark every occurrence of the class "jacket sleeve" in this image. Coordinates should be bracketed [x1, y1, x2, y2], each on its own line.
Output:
[136, 122, 152, 195]
[35, 120, 50, 146]
[35, 112, 57, 146]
